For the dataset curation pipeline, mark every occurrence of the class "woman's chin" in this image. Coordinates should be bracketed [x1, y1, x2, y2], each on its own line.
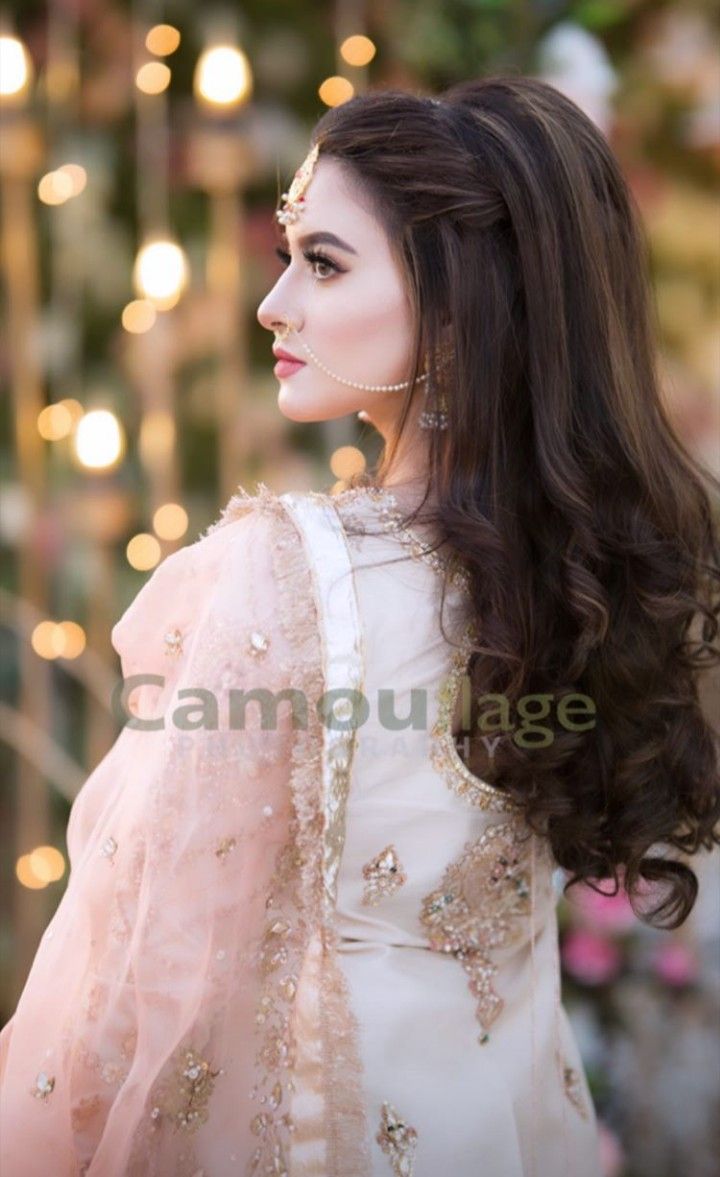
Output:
[276, 388, 359, 423]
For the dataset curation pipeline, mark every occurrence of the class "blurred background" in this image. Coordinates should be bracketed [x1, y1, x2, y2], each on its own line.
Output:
[0, 3, 718, 1174]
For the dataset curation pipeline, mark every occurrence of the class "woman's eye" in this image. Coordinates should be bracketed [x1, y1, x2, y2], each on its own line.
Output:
[274, 246, 339, 282]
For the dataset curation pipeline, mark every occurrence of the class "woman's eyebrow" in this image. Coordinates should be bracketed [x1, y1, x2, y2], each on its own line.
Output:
[284, 230, 358, 255]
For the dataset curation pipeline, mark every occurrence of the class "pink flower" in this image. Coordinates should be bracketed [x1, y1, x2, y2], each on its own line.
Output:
[651, 941, 698, 987]
[561, 928, 623, 985]
[568, 880, 636, 932]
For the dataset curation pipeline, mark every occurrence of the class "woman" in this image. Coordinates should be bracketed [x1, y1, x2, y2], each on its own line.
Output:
[1, 76, 718, 1177]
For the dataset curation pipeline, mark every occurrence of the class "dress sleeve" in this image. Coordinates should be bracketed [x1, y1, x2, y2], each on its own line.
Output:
[0, 491, 327, 1177]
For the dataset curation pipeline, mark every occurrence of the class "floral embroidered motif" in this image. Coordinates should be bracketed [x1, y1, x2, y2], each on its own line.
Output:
[419, 822, 533, 1044]
[560, 1053, 590, 1119]
[147, 1045, 222, 1133]
[430, 623, 520, 813]
[32, 1070, 55, 1100]
[376, 1100, 418, 1176]
[164, 627, 184, 656]
[361, 844, 407, 906]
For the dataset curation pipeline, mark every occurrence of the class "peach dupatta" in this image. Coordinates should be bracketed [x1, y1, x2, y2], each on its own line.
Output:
[0, 485, 369, 1177]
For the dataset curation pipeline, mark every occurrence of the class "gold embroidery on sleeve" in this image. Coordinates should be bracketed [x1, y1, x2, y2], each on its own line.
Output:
[361, 844, 407, 906]
[376, 1100, 419, 1176]
[419, 822, 533, 1044]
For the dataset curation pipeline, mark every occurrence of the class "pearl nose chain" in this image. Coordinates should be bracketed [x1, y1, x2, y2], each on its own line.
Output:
[275, 322, 430, 393]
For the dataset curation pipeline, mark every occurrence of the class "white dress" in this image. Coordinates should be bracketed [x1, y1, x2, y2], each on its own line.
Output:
[285, 485, 603, 1177]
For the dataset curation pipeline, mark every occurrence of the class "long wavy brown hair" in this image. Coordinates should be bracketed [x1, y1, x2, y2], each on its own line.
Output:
[305, 75, 720, 929]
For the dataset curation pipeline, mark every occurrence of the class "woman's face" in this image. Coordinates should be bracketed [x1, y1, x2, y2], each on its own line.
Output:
[256, 156, 418, 429]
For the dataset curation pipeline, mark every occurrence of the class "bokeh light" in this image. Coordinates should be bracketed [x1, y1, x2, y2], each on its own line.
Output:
[0, 35, 33, 103]
[340, 35, 376, 67]
[194, 45, 253, 108]
[133, 240, 189, 310]
[37, 403, 73, 441]
[330, 445, 366, 480]
[73, 409, 125, 471]
[318, 76, 354, 107]
[153, 502, 189, 540]
[146, 24, 181, 56]
[136, 62, 171, 95]
[122, 299, 158, 334]
[126, 533, 162, 571]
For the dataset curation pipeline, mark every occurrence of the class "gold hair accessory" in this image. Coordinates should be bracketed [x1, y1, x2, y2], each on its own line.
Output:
[275, 142, 320, 225]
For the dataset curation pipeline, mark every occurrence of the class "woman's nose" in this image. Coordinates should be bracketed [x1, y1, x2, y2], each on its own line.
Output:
[257, 292, 295, 333]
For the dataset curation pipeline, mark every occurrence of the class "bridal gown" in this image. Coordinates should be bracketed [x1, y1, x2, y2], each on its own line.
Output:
[0, 482, 603, 1177]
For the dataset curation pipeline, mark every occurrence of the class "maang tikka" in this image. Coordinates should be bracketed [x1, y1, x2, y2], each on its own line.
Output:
[274, 141, 450, 426]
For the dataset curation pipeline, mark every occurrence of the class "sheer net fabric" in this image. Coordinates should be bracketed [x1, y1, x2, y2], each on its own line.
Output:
[0, 488, 349, 1177]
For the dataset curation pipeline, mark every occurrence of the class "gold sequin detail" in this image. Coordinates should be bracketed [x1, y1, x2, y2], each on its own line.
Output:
[248, 630, 270, 657]
[214, 835, 237, 861]
[32, 1071, 55, 1100]
[361, 844, 407, 906]
[431, 623, 520, 813]
[419, 822, 533, 1044]
[376, 1101, 418, 1176]
[147, 1045, 222, 1133]
[164, 627, 184, 656]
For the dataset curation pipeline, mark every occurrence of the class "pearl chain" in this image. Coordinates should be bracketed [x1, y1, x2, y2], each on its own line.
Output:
[276, 325, 429, 393]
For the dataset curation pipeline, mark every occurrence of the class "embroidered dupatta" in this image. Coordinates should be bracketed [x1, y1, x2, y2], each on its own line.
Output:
[0, 485, 370, 1177]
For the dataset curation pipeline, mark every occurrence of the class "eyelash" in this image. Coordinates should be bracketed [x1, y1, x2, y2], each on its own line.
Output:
[274, 246, 342, 282]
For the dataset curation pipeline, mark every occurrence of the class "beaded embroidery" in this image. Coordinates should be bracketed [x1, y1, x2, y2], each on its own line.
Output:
[361, 844, 407, 906]
[147, 1045, 222, 1133]
[32, 1070, 55, 1100]
[331, 485, 470, 590]
[99, 835, 118, 861]
[376, 1101, 418, 1176]
[419, 822, 534, 1044]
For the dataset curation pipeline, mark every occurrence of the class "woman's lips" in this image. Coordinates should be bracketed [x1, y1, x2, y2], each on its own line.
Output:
[274, 358, 306, 377]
